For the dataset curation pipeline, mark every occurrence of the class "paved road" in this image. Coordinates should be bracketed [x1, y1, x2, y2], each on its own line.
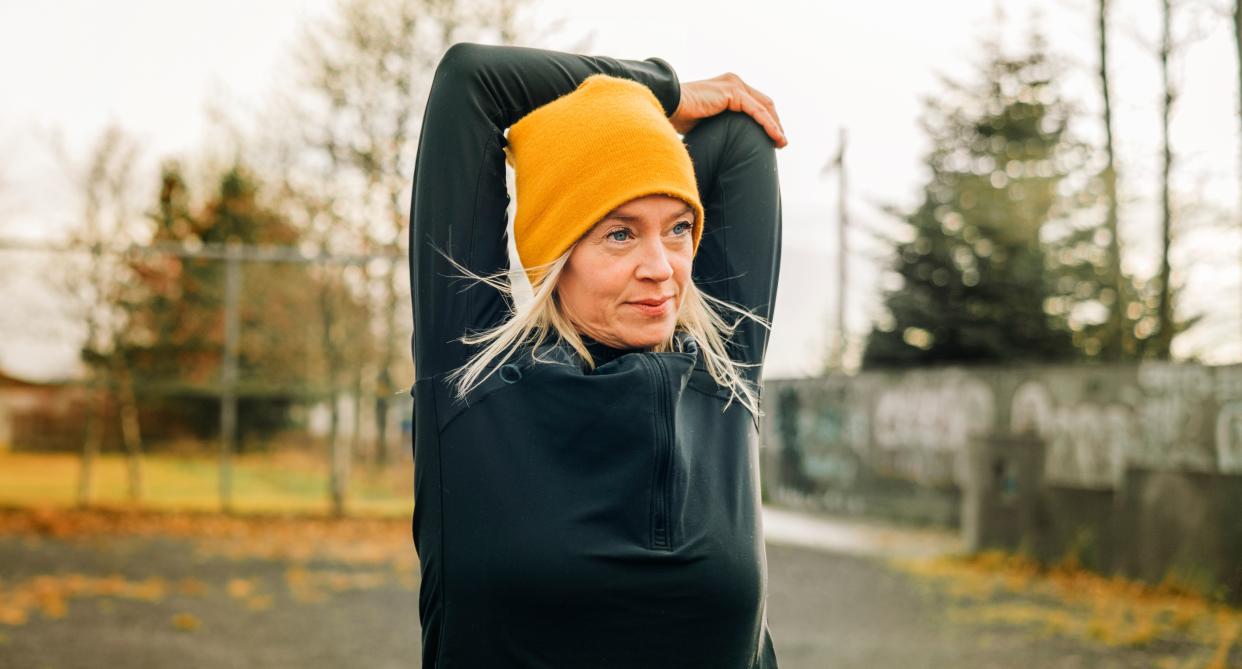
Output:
[0, 510, 1225, 668]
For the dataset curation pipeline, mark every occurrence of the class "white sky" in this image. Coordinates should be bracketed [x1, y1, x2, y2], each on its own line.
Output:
[1, 0, 1240, 381]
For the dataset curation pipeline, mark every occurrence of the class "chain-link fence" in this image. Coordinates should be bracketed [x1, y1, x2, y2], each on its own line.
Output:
[0, 238, 413, 512]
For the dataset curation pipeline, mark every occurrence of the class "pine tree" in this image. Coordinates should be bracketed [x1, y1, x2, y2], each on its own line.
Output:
[862, 29, 1083, 369]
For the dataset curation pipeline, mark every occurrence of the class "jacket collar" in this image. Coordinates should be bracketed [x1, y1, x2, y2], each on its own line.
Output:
[530, 330, 700, 372]
[579, 334, 643, 367]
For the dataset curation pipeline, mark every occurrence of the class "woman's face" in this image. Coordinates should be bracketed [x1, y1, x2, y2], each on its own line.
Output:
[556, 194, 696, 350]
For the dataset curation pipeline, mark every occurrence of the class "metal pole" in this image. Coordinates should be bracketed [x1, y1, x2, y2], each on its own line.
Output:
[836, 127, 849, 371]
[822, 128, 850, 371]
[219, 240, 242, 513]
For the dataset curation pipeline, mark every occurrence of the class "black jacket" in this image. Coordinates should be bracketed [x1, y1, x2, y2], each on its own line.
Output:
[409, 41, 783, 668]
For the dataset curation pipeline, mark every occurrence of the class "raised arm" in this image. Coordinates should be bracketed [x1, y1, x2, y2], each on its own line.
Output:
[683, 110, 783, 386]
[408, 42, 681, 380]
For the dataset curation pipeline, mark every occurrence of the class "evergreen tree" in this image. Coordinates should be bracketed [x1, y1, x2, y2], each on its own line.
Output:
[862, 29, 1084, 369]
[123, 162, 365, 445]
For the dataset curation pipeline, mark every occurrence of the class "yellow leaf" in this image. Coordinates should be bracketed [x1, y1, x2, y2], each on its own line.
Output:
[246, 595, 273, 611]
[171, 612, 200, 631]
[226, 578, 254, 599]
[176, 578, 209, 596]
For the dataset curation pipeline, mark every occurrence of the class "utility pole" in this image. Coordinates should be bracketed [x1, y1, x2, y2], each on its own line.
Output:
[1235, 0, 1242, 353]
[822, 127, 849, 371]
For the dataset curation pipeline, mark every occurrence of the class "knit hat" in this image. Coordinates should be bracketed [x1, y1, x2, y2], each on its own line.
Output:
[504, 73, 705, 286]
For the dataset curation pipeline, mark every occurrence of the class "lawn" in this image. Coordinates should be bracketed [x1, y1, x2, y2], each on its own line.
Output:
[0, 450, 412, 517]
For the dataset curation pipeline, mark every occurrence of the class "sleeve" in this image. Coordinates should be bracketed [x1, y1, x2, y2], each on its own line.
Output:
[408, 42, 682, 380]
[683, 110, 784, 385]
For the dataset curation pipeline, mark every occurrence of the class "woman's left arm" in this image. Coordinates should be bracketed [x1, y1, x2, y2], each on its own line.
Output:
[674, 73, 787, 381]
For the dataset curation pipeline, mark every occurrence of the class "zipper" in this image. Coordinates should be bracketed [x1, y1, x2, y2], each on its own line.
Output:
[642, 355, 675, 551]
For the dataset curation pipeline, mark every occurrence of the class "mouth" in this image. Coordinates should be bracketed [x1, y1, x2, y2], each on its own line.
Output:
[629, 296, 672, 307]
[627, 295, 673, 316]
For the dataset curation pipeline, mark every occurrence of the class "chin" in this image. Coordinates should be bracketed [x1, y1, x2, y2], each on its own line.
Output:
[621, 321, 677, 349]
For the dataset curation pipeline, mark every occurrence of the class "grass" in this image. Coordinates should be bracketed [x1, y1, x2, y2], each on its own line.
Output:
[0, 450, 412, 518]
[893, 550, 1242, 668]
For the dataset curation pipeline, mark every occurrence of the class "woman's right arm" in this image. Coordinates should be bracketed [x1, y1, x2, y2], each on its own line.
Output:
[408, 42, 682, 380]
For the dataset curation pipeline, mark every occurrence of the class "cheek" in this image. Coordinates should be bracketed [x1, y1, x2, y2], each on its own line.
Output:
[563, 254, 626, 315]
[594, 268, 632, 309]
[672, 253, 693, 294]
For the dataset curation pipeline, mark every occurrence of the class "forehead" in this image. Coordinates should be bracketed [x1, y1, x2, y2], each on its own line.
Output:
[602, 196, 694, 223]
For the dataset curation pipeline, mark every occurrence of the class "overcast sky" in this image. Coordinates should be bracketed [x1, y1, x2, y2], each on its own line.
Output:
[1, 0, 1239, 381]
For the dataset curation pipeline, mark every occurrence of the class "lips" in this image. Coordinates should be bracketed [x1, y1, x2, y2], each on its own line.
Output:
[629, 296, 671, 307]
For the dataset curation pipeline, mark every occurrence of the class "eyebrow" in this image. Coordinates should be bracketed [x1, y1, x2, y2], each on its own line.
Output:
[602, 204, 694, 224]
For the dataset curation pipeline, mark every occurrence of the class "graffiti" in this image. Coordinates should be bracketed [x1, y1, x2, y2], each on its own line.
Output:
[1217, 402, 1242, 474]
[1010, 380, 1134, 488]
[798, 406, 862, 487]
[774, 387, 809, 492]
[1136, 363, 1215, 471]
[765, 362, 1242, 496]
[873, 370, 993, 452]
[1137, 362, 1213, 399]
[867, 370, 993, 485]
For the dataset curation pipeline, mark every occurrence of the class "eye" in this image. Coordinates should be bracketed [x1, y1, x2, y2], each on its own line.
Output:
[672, 220, 693, 235]
[606, 228, 632, 242]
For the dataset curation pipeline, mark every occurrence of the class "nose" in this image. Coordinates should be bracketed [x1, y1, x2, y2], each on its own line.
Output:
[634, 236, 673, 282]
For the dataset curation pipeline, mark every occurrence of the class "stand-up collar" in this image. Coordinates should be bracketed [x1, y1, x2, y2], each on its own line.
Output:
[579, 334, 646, 367]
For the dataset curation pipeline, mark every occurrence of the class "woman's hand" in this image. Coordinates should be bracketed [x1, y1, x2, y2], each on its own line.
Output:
[669, 73, 788, 148]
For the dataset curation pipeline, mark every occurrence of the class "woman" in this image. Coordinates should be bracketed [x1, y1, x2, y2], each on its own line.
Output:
[409, 41, 785, 668]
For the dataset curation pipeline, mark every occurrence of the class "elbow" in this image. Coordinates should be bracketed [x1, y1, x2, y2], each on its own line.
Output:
[435, 41, 489, 85]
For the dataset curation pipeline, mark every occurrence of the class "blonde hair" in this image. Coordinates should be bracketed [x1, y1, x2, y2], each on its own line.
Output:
[437, 243, 770, 419]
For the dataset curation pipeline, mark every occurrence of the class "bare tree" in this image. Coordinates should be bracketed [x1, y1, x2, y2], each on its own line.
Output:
[53, 125, 148, 506]
[1155, 0, 1177, 358]
[1095, 0, 1131, 359]
[262, 121, 367, 516]
[255, 0, 541, 515]
[1144, 0, 1217, 357]
[294, 2, 413, 506]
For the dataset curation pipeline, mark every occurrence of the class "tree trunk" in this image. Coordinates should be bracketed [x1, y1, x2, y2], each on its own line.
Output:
[76, 367, 107, 508]
[329, 391, 349, 518]
[114, 358, 145, 503]
[1097, 0, 1128, 359]
[350, 369, 365, 469]
[374, 383, 390, 467]
[1153, 0, 1176, 359]
[374, 259, 397, 467]
[319, 276, 348, 517]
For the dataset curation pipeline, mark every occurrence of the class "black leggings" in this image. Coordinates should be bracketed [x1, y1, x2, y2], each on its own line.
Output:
[408, 42, 783, 388]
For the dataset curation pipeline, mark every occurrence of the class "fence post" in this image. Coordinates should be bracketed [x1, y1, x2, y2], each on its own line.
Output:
[219, 240, 242, 514]
[960, 432, 1044, 553]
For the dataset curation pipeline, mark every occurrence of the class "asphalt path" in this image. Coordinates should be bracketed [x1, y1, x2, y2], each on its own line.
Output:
[0, 509, 1226, 668]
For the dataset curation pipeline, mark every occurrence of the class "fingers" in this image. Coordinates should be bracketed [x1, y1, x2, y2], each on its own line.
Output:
[684, 74, 789, 147]
[728, 86, 787, 148]
[724, 74, 787, 147]
[745, 83, 785, 138]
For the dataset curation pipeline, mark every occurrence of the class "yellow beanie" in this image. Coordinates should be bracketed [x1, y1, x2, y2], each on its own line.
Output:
[505, 73, 705, 286]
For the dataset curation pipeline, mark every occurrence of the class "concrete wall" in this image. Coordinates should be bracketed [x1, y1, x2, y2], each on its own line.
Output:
[1115, 468, 1242, 600]
[760, 361, 1242, 600]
